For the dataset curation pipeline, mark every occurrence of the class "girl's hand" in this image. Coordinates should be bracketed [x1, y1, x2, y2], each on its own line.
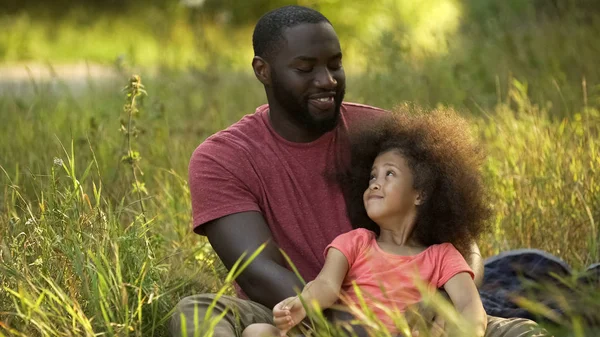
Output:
[273, 296, 306, 336]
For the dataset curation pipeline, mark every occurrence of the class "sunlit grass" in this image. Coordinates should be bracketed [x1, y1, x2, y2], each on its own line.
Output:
[0, 69, 598, 336]
[1, 1, 600, 333]
[474, 79, 600, 269]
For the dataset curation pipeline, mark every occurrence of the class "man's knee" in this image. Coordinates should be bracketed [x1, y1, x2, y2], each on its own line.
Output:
[170, 294, 221, 336]
[486, 316, 551, 337]
[506, 318, 550, 337]
[174, 294, 218, 316]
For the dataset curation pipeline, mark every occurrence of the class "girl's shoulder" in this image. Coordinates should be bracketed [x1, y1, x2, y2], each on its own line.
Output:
[343, 228, 376, 240]
[326, 229, 377, 263]
[429, 242, 456, 249]
[424, 243, 468, 267]
[426, 242, 460, 256]
[331, 228, 376, 247]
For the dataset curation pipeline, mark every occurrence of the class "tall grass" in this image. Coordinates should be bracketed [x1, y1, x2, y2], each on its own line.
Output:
[1, 2, 600, 333]
[475, 79, 600, 269]
[0, 67, 599, 336]
[0, 74, 229, 336]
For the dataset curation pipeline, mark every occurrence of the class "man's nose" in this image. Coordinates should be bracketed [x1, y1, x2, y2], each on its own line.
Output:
[314, 68, 337, 89]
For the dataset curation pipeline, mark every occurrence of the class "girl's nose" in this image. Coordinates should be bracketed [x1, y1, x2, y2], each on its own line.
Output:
[370, 183, 380, 190]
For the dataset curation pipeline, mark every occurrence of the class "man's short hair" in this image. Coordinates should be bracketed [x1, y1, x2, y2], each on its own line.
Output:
[252, 5, 331, 61]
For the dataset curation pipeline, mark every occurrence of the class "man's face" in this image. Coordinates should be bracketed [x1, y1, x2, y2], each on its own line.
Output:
[269, 22, 346, 134]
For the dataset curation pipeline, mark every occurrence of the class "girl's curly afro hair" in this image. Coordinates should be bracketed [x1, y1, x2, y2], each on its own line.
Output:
[339, 104, 491, 254]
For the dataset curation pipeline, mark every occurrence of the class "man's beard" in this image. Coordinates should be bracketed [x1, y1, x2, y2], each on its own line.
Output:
[271, 72, 345, 135]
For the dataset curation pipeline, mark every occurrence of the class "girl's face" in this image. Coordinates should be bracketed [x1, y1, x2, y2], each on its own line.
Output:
[363, 150, 421, 227]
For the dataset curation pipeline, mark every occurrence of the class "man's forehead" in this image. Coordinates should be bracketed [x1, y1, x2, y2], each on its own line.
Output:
[280, 22, 341, 57]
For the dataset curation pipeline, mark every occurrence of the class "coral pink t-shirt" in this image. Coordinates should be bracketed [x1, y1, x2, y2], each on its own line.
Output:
[189, 103, 385, 293]
[326, 228, 474, 333]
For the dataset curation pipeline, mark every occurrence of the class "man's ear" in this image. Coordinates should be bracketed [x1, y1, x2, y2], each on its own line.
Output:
[252, 56, 271, 86]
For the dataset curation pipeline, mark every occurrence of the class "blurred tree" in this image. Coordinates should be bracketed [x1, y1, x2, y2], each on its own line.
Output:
[0, 0, 175, 16]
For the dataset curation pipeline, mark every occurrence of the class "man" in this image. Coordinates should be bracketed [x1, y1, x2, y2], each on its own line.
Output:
[170, 5, 546, 337]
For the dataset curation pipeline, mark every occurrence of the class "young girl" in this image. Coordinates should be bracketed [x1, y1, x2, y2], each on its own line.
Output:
[243, 107, 490, 337]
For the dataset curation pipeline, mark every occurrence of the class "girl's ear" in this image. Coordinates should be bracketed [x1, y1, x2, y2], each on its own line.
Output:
[415, 191, 426, 206]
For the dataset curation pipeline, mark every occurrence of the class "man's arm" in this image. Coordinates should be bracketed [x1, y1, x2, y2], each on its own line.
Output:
[465, 241, 484, 288]
[203, 211, 305, 309]
[272, 248, 349, 335]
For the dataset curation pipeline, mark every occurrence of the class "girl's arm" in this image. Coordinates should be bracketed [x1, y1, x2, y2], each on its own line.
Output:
[273, 248, 349, 333]
[443, 272, 487, 337]
[300, 247, 349, 308]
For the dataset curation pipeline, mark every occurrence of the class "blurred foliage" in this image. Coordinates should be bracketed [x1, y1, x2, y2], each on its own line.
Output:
[1, 0, 599, 115]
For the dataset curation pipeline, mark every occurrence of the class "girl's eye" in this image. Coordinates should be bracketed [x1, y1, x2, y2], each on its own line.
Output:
[386, 170, 394, 177]
[369, 174, 376, 181]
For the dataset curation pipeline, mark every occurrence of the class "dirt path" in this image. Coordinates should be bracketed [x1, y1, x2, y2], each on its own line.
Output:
[0, 63, 121, 96]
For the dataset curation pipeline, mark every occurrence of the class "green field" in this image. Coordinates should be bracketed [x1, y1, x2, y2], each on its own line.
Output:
[1, 1, 599, 336]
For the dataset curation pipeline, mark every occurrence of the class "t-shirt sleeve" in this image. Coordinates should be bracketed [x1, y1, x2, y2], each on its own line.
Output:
[343, 103, 389, 137]
[324, 229, 371, 268]
[188, 140, 261, 234]
[436, 243, 475, 288]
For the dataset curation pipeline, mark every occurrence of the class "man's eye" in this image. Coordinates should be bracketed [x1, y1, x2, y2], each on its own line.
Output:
[329, 61, 342, 70]
[296, 67, 313, 73]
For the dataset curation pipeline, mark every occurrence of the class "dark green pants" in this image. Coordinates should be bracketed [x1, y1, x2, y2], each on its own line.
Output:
[169, 294, 551, 337]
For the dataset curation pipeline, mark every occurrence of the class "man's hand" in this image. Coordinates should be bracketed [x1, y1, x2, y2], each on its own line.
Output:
[428, 317, 448, 337]
[273, 296, 306, 336]
[404, 291, 452, 337]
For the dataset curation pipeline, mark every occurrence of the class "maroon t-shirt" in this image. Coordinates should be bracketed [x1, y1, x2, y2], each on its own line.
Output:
[188, 102, 385, 293]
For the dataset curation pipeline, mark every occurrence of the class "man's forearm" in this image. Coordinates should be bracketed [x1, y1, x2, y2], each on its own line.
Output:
[202, 212, 307, 309]
[238, 261, 305, 309]
[466, 242, 484, 287]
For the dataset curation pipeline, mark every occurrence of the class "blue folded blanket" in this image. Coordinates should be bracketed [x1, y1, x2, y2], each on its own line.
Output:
[480, 249, 599, 322]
